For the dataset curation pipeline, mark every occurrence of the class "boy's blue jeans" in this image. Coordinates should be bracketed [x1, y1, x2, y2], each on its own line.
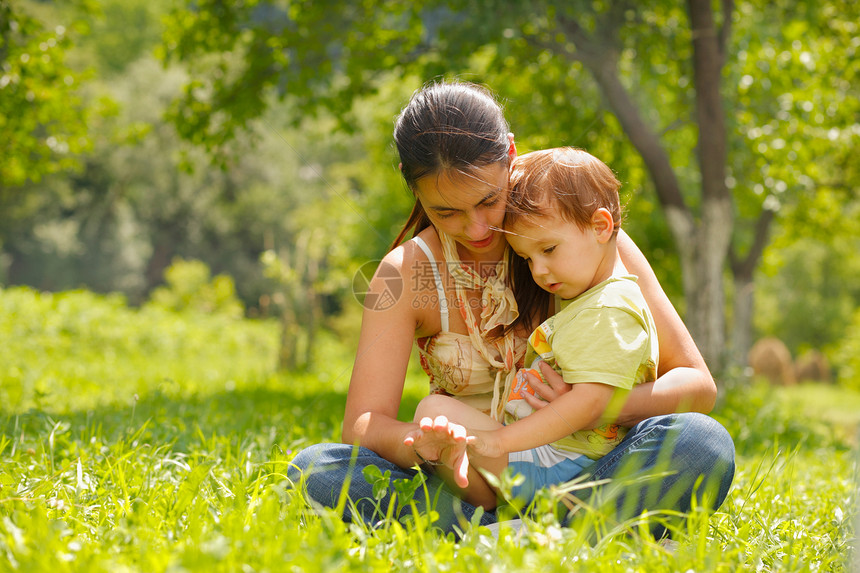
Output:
[288, 413, 735, 536]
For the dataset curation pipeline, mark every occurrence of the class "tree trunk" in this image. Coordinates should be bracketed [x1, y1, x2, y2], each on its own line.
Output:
[277, 241, 301, 371]
[276, 228, 325, 371]
[301, 253, 320, 370]
[731, 273, 755, 370]
[684, 0, 733, 370]
[679, 198, 732, 370]
[279, 307, 300, 370]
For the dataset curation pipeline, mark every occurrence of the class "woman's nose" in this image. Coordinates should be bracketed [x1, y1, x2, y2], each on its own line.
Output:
[464, 212, 489, 239]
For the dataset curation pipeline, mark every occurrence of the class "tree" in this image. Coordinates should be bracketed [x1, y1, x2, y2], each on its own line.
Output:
[160, 0, 423, 160]
[0, 0, 99, 284]
[725, 1, 860, 366]
[161, 0, 860, 372]
[0, 0, 92, 186]
[80, 0, 172, 75]
[434, 0, 859, 370]
[511, 0, 733, 368]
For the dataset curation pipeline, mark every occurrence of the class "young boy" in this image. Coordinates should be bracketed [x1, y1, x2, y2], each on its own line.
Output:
[404, 147, 659, 510]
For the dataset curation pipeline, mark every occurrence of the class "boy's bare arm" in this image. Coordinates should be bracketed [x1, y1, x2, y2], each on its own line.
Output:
[469, 383, 616, 457]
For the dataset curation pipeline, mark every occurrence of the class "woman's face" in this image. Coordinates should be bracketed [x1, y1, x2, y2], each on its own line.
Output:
[414, 162, 510, 257]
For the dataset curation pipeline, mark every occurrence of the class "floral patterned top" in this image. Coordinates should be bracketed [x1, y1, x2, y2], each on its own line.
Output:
[414, 231, 526, 421]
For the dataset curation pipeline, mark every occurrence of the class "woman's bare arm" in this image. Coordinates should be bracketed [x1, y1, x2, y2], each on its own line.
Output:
[615, 230, 717, 424]
[341, 245, 429, 469]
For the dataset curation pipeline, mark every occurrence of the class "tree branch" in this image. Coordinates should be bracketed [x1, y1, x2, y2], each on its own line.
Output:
[730, 202, 776, 279]
[554, 12, 601, 66]
[688, 0, 729, 203]
[718, 0, 735, 67]
[600, 0, 635, 51]
[555, 11, 689, 218]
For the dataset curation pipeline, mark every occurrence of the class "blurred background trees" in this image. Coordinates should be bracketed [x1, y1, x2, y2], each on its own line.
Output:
[1, 0, 858, 383]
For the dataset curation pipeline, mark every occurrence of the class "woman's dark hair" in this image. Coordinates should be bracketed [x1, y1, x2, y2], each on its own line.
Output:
[390, 81, 511, 250]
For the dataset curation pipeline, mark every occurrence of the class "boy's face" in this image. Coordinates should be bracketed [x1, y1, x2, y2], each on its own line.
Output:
[506, 211, 613, 300]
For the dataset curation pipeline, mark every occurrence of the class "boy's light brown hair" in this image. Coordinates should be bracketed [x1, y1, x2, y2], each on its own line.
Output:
[503, 147, 624, 336]
[505, 147, 622, 233]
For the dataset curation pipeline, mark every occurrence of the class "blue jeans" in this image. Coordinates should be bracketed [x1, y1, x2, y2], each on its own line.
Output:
[288, 413, 735, 536]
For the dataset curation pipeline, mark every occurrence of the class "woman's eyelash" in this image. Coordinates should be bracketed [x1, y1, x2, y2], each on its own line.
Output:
[543, 246, 556, 254]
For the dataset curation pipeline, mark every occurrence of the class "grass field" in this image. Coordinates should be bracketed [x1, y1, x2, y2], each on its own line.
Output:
[0, 286, 857, 571]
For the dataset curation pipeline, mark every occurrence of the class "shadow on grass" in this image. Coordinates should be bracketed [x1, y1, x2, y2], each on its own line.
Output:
[1, 386, 350, 458]
[1, 375, 427, 461]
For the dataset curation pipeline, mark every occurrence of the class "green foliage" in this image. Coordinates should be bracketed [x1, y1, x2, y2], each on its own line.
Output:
[834, 307, 860, 391]
[160, 0, 423, 157]
[158, 0, 860, 369]
[0, 286, 276, 412]
[79, 0, 171, 74]
[729, 0, 860, 258]
[0, 0, 94, 186]
[754, 189, 860, 366]
[755, 234, 860, 358]
[4, 0, 857, 375]
[148, 257, 244, 318]
[1, 48, 412, 308]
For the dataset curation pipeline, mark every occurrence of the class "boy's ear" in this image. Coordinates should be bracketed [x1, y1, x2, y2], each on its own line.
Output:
[591, 208, 616, 242]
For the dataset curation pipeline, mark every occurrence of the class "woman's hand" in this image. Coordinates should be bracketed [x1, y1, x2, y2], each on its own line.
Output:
[402, 418, 507, 487]
[403, 415, 471, 487]
[520, 361, 572, 410]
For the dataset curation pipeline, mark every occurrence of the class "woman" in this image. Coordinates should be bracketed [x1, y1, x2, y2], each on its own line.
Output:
[290, 81, 734, 535]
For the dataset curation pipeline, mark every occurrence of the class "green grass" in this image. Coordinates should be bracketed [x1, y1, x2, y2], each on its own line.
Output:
[0, 286, 857, 571]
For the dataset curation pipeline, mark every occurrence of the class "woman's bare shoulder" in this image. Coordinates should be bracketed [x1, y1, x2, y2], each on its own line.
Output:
[386, 228, 444, 277]
[379, 229, 444, 337]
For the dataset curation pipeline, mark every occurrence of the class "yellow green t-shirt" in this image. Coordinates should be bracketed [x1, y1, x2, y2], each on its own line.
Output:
[504, 275, 659, 460]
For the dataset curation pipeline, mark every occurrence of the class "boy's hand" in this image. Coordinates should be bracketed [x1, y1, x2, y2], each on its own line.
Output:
[521, 361, 572, 410]
[403, 415, 470, 487]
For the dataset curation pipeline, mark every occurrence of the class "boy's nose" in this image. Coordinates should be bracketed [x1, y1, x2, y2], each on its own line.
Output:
[530, 260, 548, 278]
